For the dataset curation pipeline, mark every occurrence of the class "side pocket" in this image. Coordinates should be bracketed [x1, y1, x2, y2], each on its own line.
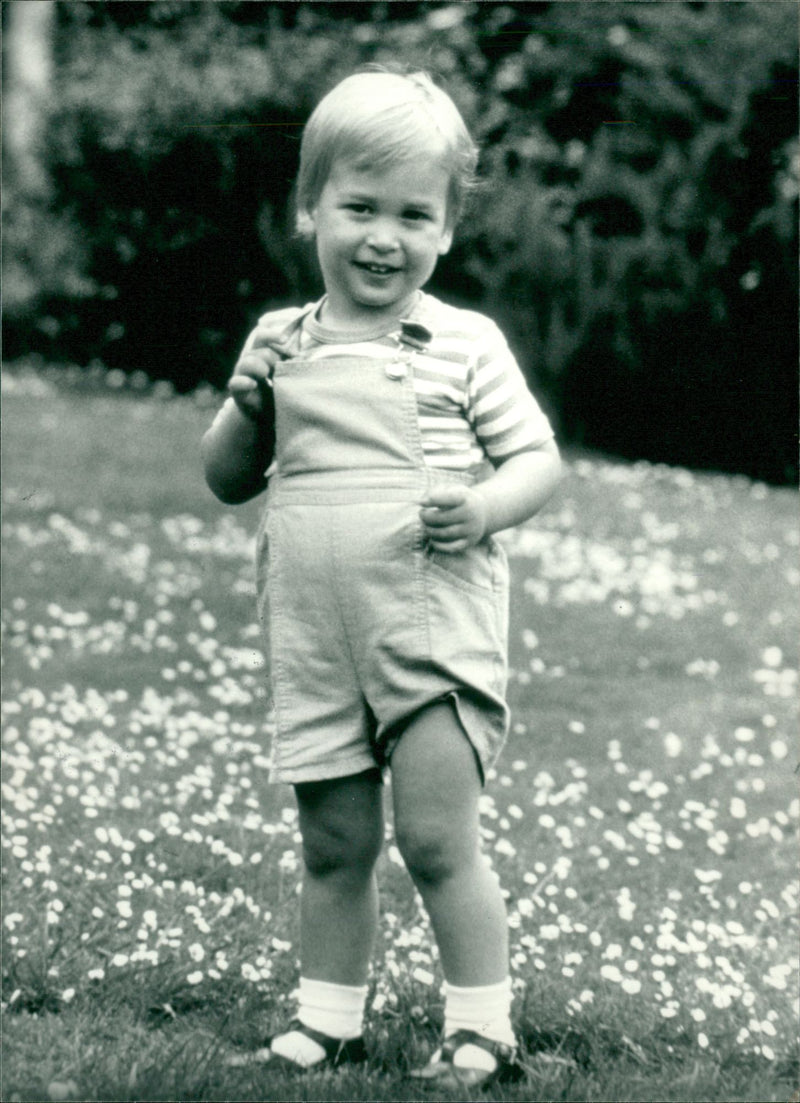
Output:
[424, 537, 501, 596]
[421, 535, 509, 700]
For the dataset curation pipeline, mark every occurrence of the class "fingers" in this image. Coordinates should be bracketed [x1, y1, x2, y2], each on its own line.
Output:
[426, 532, 471, 554]
[227, 350, 276, 419]
[225, 332, 283, 421]
[420, 485, 487, 552]
[227, 375, 258, 395]
[232, 351, 275, 383]
[420, 510, 470, 550]
[251, 325, 288, 349]
[420, 497, 466, 530]
[423, 516, 469, 537]
[421, 485, 468, 511]
[227, 371, 273, 421]
[420, 502, 473, 553]
[420, 508, 467, 532]
[420, 485, 469, 531]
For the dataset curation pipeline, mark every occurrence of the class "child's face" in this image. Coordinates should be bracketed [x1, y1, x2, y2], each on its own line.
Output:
[309, 157, 453, 328]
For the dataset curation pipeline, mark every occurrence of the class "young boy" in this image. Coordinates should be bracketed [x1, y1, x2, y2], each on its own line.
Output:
[202, 67, 561, 1089]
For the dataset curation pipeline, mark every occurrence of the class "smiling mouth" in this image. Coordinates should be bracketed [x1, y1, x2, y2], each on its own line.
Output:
[355, 262, 400, 276]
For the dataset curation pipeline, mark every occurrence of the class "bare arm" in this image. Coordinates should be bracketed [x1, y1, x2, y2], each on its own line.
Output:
[475, 439, 562, 536]
[420, 439, 562, 552]
[201, 396, 274, 505]
[201, 337, 283, 505]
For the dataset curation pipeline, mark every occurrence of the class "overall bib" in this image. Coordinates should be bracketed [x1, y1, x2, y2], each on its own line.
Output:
[256, 316, 510, 785]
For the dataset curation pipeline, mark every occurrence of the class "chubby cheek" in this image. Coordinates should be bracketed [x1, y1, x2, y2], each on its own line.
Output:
[412, 247, 442, 280]
[319, 243, 352, 277]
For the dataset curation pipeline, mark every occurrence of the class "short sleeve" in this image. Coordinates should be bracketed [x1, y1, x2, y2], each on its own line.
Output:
[466, 320, 554, 464]
[237, 303, 314, 363]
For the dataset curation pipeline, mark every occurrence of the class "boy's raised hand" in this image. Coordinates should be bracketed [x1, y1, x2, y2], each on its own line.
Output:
[420, 485, 488, 554]
[227, 327, 286, 422]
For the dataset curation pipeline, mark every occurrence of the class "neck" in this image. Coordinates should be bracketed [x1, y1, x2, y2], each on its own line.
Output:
[318, 292, 420, 334]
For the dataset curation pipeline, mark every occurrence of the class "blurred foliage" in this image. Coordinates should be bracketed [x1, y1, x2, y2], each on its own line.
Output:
[3, 1, 798, 481]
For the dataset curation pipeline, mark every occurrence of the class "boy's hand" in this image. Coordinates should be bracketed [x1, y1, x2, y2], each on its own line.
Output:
[227, 331, 284, 421]
[420, 485, 488, 554]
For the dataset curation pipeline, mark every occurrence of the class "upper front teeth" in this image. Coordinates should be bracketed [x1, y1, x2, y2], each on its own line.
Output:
[365, 264, 393, 273]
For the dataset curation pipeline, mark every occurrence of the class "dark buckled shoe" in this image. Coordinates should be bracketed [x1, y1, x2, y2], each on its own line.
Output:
[225, 1017, 367, 1070]
[408, 1029, 526, 1090]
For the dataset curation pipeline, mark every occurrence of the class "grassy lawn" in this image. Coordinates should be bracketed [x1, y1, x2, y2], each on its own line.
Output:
[2, 370, 798, 1102]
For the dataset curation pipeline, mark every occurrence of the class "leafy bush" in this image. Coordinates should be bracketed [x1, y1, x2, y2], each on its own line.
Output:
[4, 1, 797, 480]
[458, 3, 798, 481]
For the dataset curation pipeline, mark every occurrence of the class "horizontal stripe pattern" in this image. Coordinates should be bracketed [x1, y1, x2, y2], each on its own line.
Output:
[252, 293, 553, 471]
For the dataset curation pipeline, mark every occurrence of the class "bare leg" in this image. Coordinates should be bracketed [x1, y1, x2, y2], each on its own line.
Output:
[390, 702, 509, 985]
[294, 767, 384, 985]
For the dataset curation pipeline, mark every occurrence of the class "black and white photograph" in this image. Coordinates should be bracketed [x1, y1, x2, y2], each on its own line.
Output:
[2, 3, 798, 1101]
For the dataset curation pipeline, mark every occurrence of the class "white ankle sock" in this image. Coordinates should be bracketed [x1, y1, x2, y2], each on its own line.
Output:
[297, 976, 367, 1040]
[270, 977, 367, 1067]
[443, 978, 515, 1055]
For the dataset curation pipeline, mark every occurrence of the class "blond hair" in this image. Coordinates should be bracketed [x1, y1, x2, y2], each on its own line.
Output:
[296, 67, 478, 236]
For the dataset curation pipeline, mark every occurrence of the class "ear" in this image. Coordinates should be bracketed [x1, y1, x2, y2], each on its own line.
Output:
[437, 225, 454, 256]
[296, 207, 316, 238]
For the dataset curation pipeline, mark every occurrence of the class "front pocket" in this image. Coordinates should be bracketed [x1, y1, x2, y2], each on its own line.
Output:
[423, 540, 499, 596]
[421, 539, 509, 700]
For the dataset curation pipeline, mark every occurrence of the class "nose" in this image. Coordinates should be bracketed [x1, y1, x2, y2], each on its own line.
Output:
[366, 220, 399, 252]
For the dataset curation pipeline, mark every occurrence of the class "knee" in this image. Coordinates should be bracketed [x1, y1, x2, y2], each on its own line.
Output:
[394, 819, 467, 888]
[302, 823, 382, 881]
[295, 771, 383, 882]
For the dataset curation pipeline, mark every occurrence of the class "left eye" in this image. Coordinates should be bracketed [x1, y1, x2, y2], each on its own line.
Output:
[403, 211, 429, 222]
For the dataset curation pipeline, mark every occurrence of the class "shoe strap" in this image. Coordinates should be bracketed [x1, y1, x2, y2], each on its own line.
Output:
[277, 1018, 364, 1062]
[441, 1029, 517, 1065]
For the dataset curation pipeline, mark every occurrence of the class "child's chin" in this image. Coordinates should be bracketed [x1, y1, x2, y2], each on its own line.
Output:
[353, 278, 401, 299]
[353, 291, 406, 313]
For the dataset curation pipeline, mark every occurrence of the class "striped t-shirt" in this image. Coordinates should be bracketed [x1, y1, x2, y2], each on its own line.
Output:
[246, 291, 554, 473]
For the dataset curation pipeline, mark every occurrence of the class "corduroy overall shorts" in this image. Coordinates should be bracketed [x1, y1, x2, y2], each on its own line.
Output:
[256, 319, 510, 785]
